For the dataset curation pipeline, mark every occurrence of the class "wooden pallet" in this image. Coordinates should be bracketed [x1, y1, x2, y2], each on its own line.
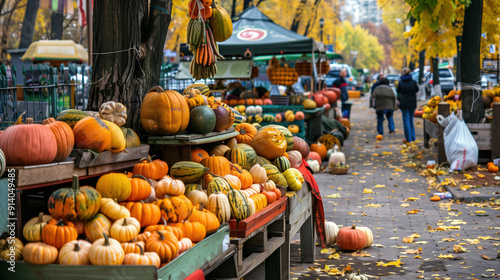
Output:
[70, 144, 150, 168]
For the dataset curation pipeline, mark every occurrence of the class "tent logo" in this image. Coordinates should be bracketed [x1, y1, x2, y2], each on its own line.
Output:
[237, 28, 267, 41]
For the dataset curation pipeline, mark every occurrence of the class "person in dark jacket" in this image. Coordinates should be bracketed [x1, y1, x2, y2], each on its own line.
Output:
[370, 78, 396, 135]
[332, 69, 349, 114]
[370, 73, 384, 95]
[397, 68, 419, 143]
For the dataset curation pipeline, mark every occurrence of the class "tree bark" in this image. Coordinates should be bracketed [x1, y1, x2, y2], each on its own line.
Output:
[87, 0, 173, 132]
[1, 0, 22, 59]
[455, 35, 462, 85]
[460, 0, 483, 123]
[231, 0, 237, 17]
[50, 12, 64, 40]
[418, 50, 425, 85]
[18, 0, 40, 48]
[303, 0, 322, 36]
[243, 0, 253, 9]
[290, 0, 307, 33]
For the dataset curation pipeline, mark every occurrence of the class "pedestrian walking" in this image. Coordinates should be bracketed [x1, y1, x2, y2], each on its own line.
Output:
[370, 73, 384, 95]
[397, 68, 419, 143]
[332, 69, 349, 115]
[370, 78, 396, 135]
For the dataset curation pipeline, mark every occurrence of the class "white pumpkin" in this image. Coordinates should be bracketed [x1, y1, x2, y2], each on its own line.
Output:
[328, 145, 346, 166]
[263, 180, 276, 191]
[99, 101, 127, 127]
[288, 150, 302, 168]
[254, 105, 263, 114]
[357, 226, 373, 248]
[349, 269, 368, 280]
[325, 221, 339, 245]
[307, 159, 320, 173]
[186, 189, 208, 207]
[246, 106, 256, 115]
[249, 164, 267, 184]
[247, 196, 256, 216]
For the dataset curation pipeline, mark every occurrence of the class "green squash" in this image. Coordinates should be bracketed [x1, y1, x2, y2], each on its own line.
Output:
[188, 105, 216, 134]
[170, 161, 208, 183]
[56, 109, 89, 128]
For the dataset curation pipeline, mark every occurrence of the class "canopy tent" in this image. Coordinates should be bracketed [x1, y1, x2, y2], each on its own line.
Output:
[252, 52, 343, 62]
[218, 6, 324, 57]
[21, 40, 88, 64]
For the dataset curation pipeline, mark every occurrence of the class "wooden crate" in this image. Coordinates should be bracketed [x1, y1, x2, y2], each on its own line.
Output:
[9, 161, 86, 188]
[0, 224, 231, 280]
[70, 144, 150, 168]
[467, 123, 492, 150]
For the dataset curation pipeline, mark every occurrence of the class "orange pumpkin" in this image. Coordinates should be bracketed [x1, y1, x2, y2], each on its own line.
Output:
[73, 117, 111, 152]
[42, 219, 78, 249]
[187, 205, 221, 234]
[156, 176, 186, 198]
[43, 117, 75, 162]
[310, 143, 327, 160]
[145, 230, 179, 263]
[169, 221, 206, 242]
[126, 175, 152, 202]
[121, 202, 161, 227]
[376, 134, 383, 140]
[140, 86, 190, 136]
[251, 127, 287, 160]
[201, 155, 231, 176]
[488, 164, 499, 173]
[132, 157, 169, 180]
[234, 123, 257, 145]
[230, 164, 253, 189]
[154, 195, 194, 223]
[191, 148, 209, 163]
[336, 225, 367, 251]
[144, 217, 183, 240]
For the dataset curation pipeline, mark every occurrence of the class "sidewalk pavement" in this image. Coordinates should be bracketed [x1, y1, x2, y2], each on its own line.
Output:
[287, 96, 500, 279]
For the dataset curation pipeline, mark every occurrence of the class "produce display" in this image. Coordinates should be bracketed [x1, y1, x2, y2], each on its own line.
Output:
[266, 57, 299, 87]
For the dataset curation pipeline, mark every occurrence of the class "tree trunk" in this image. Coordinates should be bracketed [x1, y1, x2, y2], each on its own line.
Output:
[231, 0, 237, 17]
[431, 57, 441, 97]
[18, 0, 40, 48]
[460, 0, 483, 123]
[303, 0, 322, 36]
[50, 12, 64, 40]
[1, 0, 22, 59]
[290, 0, 307, 33]
[243, 0, 253, 9]
[418, 50, 425, 85]
[87, 0, 173, 132]
[455, 35, 462, 85]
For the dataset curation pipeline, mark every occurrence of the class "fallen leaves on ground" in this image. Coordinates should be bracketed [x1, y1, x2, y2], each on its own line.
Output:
[454, 244, 467, 253]
[407, 197, 420, 201]
[478, 236, 500, 241]
[464, 174, 474, 180]
[328, 253, 340, 260]
[400, 203, 410, 207]
[363, 188, 374, 194]
[405, 247, 422, 254]
[403, 233, 420, 243]
[352, 251, 371, 257]
[463, 239, 480, 244]
[374, 184, 386, 188]
[376, 259, 404, 267]
[320, 248, 336, 254]
[407, 209, 424, 214]
[325, 193, 341, 198]
[441, 238, 456, 242]
[365, 203, 382, 208]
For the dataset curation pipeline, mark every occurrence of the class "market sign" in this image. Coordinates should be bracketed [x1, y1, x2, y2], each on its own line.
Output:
[237, 28, 267, 41]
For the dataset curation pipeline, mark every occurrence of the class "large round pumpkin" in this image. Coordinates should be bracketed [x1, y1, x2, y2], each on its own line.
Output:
[121, 201, 162, 227]
[201, 155, 231, 176]
[293, 136, 310, 158]
[310, 142, 327, 160]
[48, 174, 101, 221]
[336, 225, 367, 251]
[264, 125, 294, 151]
[140, 86, 190, 135]
[154, 195, 194, 223]
[188, 105, 216, 134]
[73, 117, 111, 152]
[43, 117, 74, 162]
[251, 127, 287, 160]
[42, 219, 78, 250]
[187, 205, 221, 234]
[224, 144, 257, 170]
[191, 148, 209, 163]
[96, 173, 132, 202]
[0, 118, 57, 166]
[88, 233, 124, 265]
[23, 242, 58, 265]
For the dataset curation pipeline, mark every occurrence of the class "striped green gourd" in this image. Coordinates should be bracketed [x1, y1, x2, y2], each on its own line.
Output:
[262, 164, 288, 187]
[234, 144, 257, 170]
[231, 108, 244, 124]
[207, 177, 231, 196]
[227, 189, 250, 221]
[0, 149, 5, 177]
[273, 156, 291, 172]
[170, 161, 208, 183]
[264, 125, 294, 151]
[262, 114, 274, 123]
[184, 183, 201, 195]
[257, 156, 272, 166]
[183, 84, 210, 96]
[56, 109, 89, 128]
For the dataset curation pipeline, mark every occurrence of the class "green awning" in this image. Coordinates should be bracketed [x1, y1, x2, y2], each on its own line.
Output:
[253, 52, 343, 62]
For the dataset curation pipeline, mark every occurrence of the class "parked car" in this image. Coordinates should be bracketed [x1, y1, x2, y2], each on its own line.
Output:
[481, 74, 498, 88]
[325, 64, 357, 90]
[425, 67, 455, 96]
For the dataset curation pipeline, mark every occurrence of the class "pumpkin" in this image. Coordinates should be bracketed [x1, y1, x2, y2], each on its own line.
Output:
[336, 225, 367, 251]
[263, 180, 276, 191]
[207, 192, 231, 223]
[287, 150, 302, 168]
[191, 148, 209, 163]
[120, 127, 141, 148]
[145, 230, 179, 263]
[292, 136, 310, 158]
[224, 144, 256, 170]
[156, 176, 186, 198]
[136, 232, 152, 243]
[169, 221, 206, 242]
[170, 161, 208, 183]
[102, 120, 126, 153]
[84, 213, 111, 242]
[23, 212, 52, 242]
[186, 188, 208, 207]
[306, 151, 322, 165]
[295, 111, 305, 120]
[99, 101, 127, 127]
[143, 217, 183, 240]
[183, 84, 211, 97]
[249, 164, 267, 184]
[488, 164, 499, 172]
[250, 193, 267, 212]
[0, 237, 23, 261]
[252, 127, 287, 159]
[121, 240, 145, 255]
[58, 240, 92, 265]
[188, 105, 216, 134]
[226, 137, 237, 149]
[240, 184, 261, 197]
[110, 217, 141, 242]
[48, 174, 101, 221]
[282, 168, 304, 191]
[376, 134, 383, 140]
[124, 244, 161, 268]
[178, 238, 193, 255]
[310, 142, 327, 160]
[89, 233, 125, 265]
[100, 197, 130, 220]
[263, 164, 288, 187]
[73, 220, 85, 235]
[307, 159, 320, 173]
[140, 86, 190, 135]
[42, 117, 74, 162]
[209, 4, 232, 42]
[235, 123, 257, 144]
[265, 125, 295, 151]
[209, 144, 231, 156]
[121, 201, 162, 227]
[133, 157, 169, 180]
[187, 204, 221, 234]
[206, 176, 231, 196]
[126, 175, 152, 201]
[257, 156, 272, 166]
[325, 221, 339, 245]
[273, 156, 291, 172]
[185, 183, 201, 194]
[184, 94, 206, 110]
[261, 190, 277, 204]
[247, 196, 256, 216]
[23, 242, 57, 265]
[430, 195, 441, 201]
[230, 164, 253, 189]
[223, 174, 241, 190]
[0, 118, 58, 165]
[73, 116, 112, 152]
[96, 173, 132, 202]
[42, 219, 78, 249]
[154, 195, 194, 223]
[328, 145, 346, 166]
[56, 109, 89, 128]
[227, 189, 251, 220]
[288, 124, 299, 134]
[357, 226, 373, 248]
[201, 155, 231, 176]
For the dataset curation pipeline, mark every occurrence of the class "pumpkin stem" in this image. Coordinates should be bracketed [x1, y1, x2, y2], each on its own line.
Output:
[199, 203, 203, 211]
[239, 129, 246, 135]
[157, 230, 165, 241]
[71, 174, 80, 192]
[132, 174, 148, 181]
[122, 218, 128, 226]
[357, 269, 361, 275]
[42, 117, 56, 125]
[161, 217, 167, 227]
[25, 118, 34, 124]
[351, 225, 356, 229]
[36, 212, 44, 223]
[74, 242, 81, 252]
[139, 156, 153, 163]
[136, 244, 145, 255]
[103, 232, 110, 246]
[148, 86, 165, 93]
[56, 219, 66, 227]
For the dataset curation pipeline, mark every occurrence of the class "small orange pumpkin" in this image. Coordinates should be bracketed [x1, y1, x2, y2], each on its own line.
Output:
[191, 148, 209, 163]
[488, 164, 499, 173]
[376, 134, 383, 140]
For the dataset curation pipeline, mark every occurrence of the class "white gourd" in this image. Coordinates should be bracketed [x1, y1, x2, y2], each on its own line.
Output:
[307, 159, 320, 173]
[325, 221, 339, 245]
[328, 145, 346, 166]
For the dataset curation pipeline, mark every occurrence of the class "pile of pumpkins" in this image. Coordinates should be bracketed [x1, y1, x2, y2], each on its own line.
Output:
[422, 93, 462, 123]
[225, 98, 273, 107]
[482, 86, 500, 120]
[239, 107, 305, 135]
[0, 101, 140, 167]
[305, 143, 347, 173]
[140, 85, 244, 135]
[325, 221, 373, 251]
[266, 57, 299, 87]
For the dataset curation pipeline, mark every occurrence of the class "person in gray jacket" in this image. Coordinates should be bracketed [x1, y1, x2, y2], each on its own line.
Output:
[370, 78, 396, 135]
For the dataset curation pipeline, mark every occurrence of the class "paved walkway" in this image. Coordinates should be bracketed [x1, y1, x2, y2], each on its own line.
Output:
[288, 96, 500, 279]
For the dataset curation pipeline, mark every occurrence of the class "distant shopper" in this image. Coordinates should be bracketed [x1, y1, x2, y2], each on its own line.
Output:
[370, 78, 396, 135]
[332, 69, 349, 114]
[370, 73, 384, 95]
[397, 68, 419, 143]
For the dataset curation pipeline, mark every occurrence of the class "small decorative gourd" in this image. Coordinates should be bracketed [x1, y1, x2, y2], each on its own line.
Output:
[325, 221, 339, 245]
[348, 269, 368, 280]
[99, 101, 127, 127]
[329, 145, 346, 166]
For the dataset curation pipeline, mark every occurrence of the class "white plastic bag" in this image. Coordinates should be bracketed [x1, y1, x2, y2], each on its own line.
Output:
[437, 111, 478, 172]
